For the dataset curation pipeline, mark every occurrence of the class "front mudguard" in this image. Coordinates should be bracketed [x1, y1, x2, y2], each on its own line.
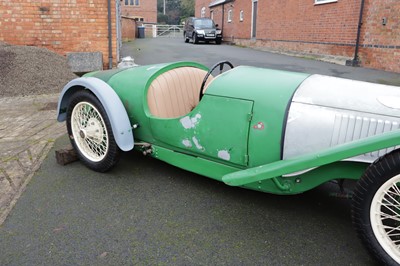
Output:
[57, 77, 134, 151]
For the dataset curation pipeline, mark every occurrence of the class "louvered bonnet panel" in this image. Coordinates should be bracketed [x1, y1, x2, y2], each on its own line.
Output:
[283, 75, 400, 163]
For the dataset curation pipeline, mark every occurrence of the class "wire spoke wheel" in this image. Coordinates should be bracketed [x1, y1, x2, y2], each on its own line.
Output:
[352, 150, 400, 265]
[71, 101, 108, 162]
[370, 174, 400, 262]
[66, 90, 120, 172]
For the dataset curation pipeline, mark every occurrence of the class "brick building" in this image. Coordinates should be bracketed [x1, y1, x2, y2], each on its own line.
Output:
[195, 0, 400, 73]
[1, 0, 120, 69]
[121, 0, 157, 23]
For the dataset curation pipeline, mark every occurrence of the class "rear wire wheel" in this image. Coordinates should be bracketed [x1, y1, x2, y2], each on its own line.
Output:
[66, 90, 120, 172]
[352, 150, 400, 265]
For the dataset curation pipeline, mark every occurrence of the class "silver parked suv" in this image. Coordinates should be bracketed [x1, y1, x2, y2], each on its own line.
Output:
[183, 17, 222, 45]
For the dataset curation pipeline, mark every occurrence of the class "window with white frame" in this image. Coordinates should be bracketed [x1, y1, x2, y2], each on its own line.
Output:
[210, 10, 214, 20]
[228, 9, 232, 22]
[314, 0, 337, 4]
[239, 10, 243, 21]
[201, 7, 206, 18]
[125, 0, 139, 6]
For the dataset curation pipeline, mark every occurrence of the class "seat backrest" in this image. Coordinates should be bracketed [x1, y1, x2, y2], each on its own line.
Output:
[147, 67, 213, 118]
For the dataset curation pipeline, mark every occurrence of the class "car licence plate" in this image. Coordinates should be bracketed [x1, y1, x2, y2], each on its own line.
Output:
[206, 34, 215, 37]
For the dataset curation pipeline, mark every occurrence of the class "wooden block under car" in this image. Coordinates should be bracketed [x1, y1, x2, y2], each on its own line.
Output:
[55, 145, 78, 165]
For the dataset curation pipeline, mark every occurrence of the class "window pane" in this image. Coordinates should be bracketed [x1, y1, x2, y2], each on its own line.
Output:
[135, 0, 139, 5]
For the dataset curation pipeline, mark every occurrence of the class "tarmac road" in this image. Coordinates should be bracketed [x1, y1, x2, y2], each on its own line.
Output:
[121, 37, 400, 85]
[2, 37, 396, 265]
[0, 136, 375, 265]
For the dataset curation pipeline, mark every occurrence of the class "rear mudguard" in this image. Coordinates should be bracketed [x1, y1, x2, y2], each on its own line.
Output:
[223, 130, 400, 187]
[57, 77, 134, 151]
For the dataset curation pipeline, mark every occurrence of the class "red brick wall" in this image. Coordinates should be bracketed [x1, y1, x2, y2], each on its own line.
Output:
[196, 1, 252, 41]
[230, 0, 252, 39]
[236, 0, 360, 58]
[121, 17, 137, 41]
[0, 0, 118, 68]
[196, 0, 400, 72]
[198, 0, 359, 52]
[359, 0, 400, 72]
[195, 0, 206, 18]
[121, 0, 157, 23]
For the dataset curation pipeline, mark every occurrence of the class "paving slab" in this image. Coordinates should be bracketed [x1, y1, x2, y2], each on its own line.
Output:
[0, 94, 65, 225]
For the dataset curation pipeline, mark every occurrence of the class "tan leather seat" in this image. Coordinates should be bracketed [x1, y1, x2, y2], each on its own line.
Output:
[147, 67, 213, 118]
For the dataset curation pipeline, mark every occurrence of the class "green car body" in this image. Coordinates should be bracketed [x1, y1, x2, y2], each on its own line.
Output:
[57, 61, 399, 195]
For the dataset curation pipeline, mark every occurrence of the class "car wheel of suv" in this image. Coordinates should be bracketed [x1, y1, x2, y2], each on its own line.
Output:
[193, 33, 199, 44]
[216, 39, 222, 45]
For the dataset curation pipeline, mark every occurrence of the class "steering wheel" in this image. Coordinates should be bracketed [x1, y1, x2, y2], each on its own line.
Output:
[200, 60, 234, 100]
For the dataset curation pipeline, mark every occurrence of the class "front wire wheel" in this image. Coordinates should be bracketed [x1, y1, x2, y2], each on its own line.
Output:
[352, 150, 400, 265]
[67, 90, 120, 172]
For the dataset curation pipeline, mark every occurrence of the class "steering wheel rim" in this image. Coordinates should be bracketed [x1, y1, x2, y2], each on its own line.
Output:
[200, 60, 234, 100]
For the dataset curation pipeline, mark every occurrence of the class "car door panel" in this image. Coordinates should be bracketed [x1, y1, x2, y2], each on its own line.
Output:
[150, 95, 254, 166]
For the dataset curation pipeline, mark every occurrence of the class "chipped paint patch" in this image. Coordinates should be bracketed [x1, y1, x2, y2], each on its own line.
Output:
[180, 114, 202, 129]
[253, 122, 265, 130]
[180, 116, 192, 129]
[218, 150, 231, 161]
[182, 139, 192, 148]
[192, 136, 204, 151]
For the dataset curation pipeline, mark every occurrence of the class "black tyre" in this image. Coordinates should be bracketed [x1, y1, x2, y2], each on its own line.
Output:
[352, 150, 400, 265]
[193, 33, 199, 44]
[66, 90, 120, 172]
[216, 39, 221, 45]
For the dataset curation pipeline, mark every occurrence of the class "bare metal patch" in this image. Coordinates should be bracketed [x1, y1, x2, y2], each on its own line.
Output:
[192, 136, 204, 151]
[180, 114, 202, 129]
[182, 139, 192, 148]
[218, 150, 231, 161]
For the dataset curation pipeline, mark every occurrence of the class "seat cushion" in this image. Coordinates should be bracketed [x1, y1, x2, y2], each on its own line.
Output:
[147, 67, 213, 118]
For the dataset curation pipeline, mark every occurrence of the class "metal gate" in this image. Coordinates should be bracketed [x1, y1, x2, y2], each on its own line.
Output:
[142, 24, 184, 38]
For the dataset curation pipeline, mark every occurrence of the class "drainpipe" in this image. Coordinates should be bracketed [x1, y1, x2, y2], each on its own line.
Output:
[346, 0, 365, 67]
[221, 4, 225, 40]
[107, 0, 113, 69]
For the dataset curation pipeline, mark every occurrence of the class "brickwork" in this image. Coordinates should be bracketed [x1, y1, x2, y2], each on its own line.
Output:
[359, 0, 400, 72]
[196, 0, 400, 72]
[257, 1, 359, 45]
[121, 17, 137, 41]
[0, 0, 118, 68]
[121, 0, 157, 23]
[195, 0, 206, 18]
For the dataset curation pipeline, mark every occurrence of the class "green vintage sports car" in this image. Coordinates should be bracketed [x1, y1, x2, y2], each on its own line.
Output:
[57, 60, 400, 265]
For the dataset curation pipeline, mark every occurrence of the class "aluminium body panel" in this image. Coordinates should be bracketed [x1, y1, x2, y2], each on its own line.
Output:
[283, 74, 400, 163]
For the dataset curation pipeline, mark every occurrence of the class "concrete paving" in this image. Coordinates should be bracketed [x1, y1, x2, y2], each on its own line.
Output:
[0, 94, 65, 224]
